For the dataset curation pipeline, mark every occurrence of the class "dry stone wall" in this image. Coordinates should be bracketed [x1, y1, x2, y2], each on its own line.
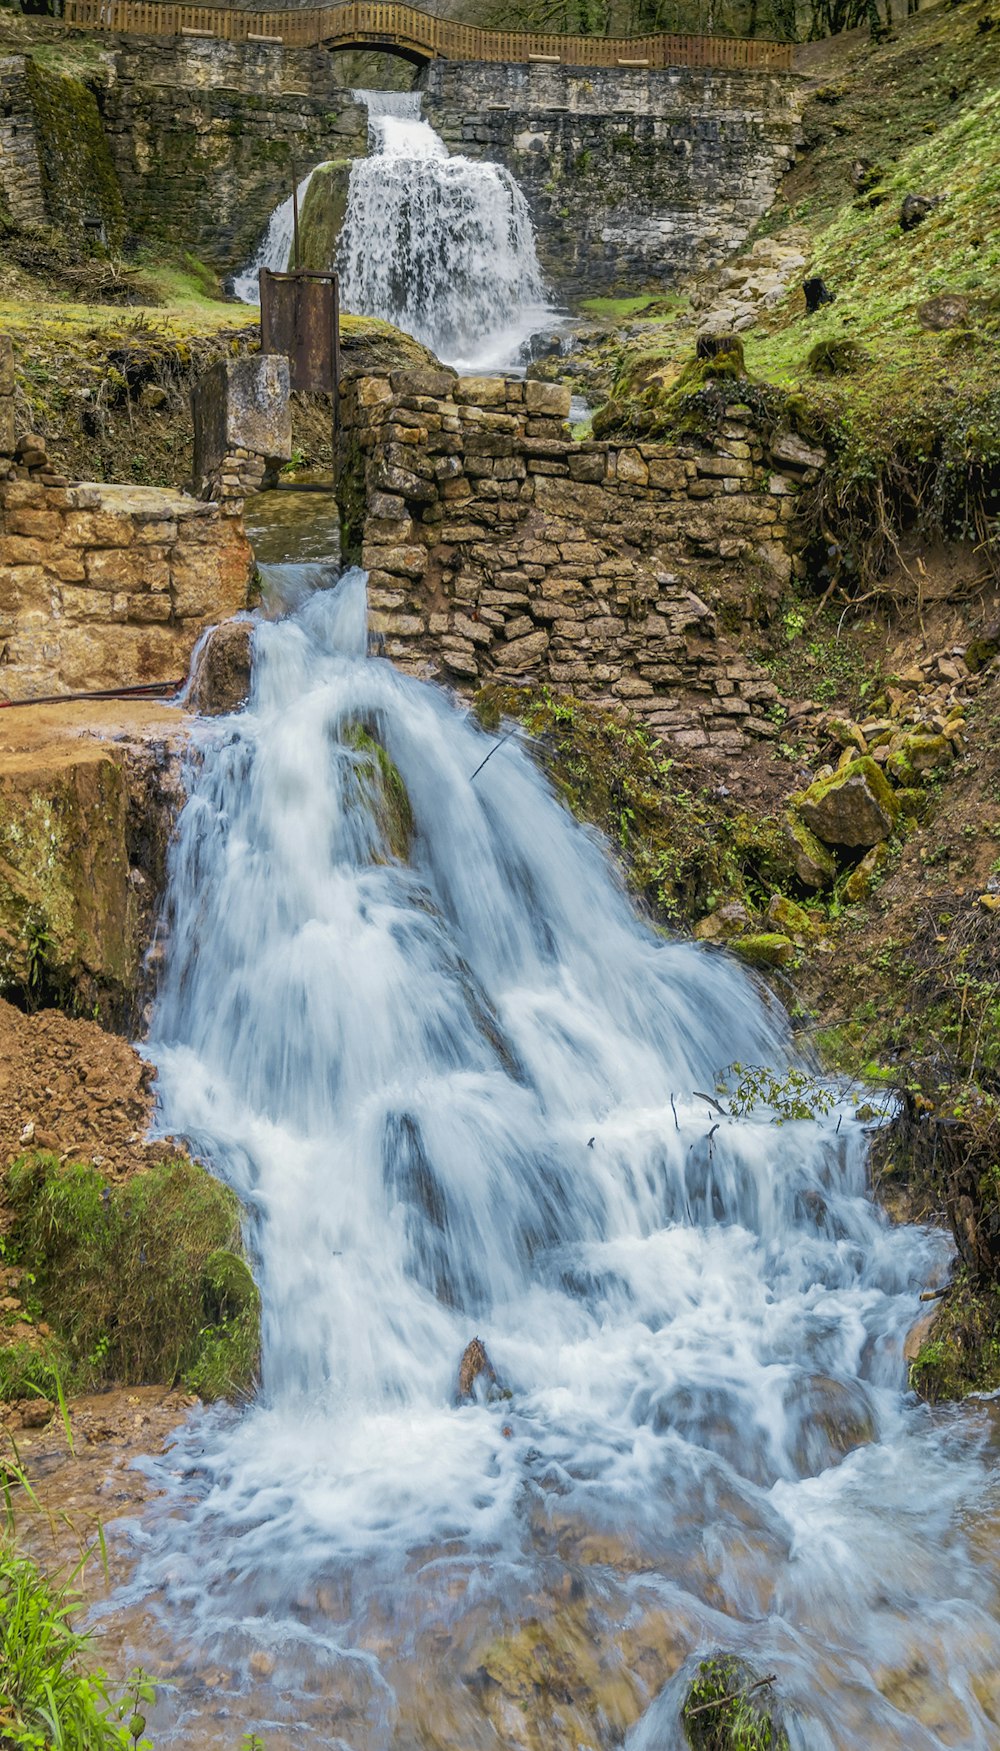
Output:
[0, 350, 253, 700]
[339, 365, 813, 751]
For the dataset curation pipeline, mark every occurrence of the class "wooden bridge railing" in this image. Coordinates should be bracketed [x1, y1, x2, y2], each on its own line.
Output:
[61, 0, 794, 70]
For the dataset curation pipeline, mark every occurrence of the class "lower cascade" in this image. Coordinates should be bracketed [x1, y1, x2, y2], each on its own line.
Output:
[128, 569, 1000, 1747]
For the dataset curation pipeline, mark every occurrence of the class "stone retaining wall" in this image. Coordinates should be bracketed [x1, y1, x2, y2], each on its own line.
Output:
[419, 61, 804, 297]
[339, 365, 816, 751]
[100, 41, 366, 269]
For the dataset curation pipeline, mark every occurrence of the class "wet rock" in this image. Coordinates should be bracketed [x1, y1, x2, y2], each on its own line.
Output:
[787, 1374, 875, 1475]
[187, 618, 254, 716]
[732, 932, 795, 968]
[693, 901, 751, 942]
[456, 1336, 507, 1404]
[797, 756, 898, 849]
[781, 813, 837, 889]
[900, 192, 941, 231]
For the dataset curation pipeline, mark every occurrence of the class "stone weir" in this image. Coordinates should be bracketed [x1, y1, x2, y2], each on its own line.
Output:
[339, 366, 821, 752]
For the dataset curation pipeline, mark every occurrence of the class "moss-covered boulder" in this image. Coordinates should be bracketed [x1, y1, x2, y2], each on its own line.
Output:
[780, 813, 837, 889]
[3, 1151, 259, 1401]
[732, 933, 795, 968]
[796, 756, 898, 849]
[766, 892, 817, 944]
[900, 730, 953, 776]
[298, 159, 352, 271]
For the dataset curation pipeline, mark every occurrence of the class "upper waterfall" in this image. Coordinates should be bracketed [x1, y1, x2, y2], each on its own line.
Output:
[339, 89, 551, 369]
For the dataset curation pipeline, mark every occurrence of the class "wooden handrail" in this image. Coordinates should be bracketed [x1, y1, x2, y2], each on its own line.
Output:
[61, 0, 793, 69]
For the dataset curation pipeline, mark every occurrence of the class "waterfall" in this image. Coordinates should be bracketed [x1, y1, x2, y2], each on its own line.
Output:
[232, 168, 316, 304]
[339, 89, 552, 369]
[127, 568, 1000, 1749]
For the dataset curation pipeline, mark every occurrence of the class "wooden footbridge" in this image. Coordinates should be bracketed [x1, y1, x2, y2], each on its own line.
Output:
[62, 0, 793, 70]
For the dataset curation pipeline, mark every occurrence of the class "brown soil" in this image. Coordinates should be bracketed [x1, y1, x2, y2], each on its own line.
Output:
[0, 997, 172, 1201]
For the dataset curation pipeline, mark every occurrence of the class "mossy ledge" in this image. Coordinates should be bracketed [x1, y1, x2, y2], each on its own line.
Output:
[1, 1151, 259, 1402]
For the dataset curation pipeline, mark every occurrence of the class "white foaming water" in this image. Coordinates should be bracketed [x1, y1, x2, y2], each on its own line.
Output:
[232, 169, 316, 304]
[339, 90, 553, 369]
[129, 569, 1000, 1747]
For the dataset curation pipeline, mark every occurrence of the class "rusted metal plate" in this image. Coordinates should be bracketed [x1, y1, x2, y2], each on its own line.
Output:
[260, 270, 339, 395]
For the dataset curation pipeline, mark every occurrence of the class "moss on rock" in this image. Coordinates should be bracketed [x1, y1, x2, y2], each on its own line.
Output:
[343, 724, 413, 862]
[24, 59, 125, 250]
[298, 159, 352, 272]
[0, 749, 138, 1019]
[732, 932, 795, 968]
[3, 1151, 259, 1400]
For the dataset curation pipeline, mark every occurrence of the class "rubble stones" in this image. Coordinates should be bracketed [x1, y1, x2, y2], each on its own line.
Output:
[797, 757, 898, 848]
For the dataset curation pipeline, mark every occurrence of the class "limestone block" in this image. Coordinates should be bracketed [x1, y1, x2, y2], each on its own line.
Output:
[525, 380, 571, 418]
[495, 629, 548, 672]
[192, 354, 292, 485]
[454, 377, 507, 407]
[0, 333, 13, 398]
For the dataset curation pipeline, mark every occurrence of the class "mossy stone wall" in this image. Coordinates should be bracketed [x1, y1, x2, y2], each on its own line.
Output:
[100, 41, 366, 271]
[24, 59, 125, 248]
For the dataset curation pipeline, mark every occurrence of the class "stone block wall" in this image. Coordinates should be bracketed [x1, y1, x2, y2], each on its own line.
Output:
[0, 57, 47, 228]
[339, 365, 814, 751]
[0, 477, 253, 700]
[419, 61, 804, 298]
[99, 40, 366, 270]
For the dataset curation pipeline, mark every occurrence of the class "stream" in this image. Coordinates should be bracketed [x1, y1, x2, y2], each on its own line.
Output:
[103, 528, 1000, 1749]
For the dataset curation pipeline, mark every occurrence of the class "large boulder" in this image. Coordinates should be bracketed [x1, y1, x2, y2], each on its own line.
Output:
[796, 756, 898, 849]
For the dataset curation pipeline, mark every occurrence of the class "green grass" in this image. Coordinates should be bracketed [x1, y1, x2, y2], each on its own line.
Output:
[0, 1550, 153, 1751]
[578, 292, 685, 321]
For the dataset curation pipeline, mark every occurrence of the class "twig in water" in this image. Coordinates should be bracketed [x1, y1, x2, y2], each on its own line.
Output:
[686, 1675, 777, 1719]
[670, 1093, 679, 1132]
[694, 1091, 727, 1117]
[920, 1285, 951, 1302]
[469, 728, 516, 783]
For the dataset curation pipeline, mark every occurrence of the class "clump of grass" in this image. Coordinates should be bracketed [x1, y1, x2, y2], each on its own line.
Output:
[4, 1152, 259, 1400]
[0, 1551, 152, 1750]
